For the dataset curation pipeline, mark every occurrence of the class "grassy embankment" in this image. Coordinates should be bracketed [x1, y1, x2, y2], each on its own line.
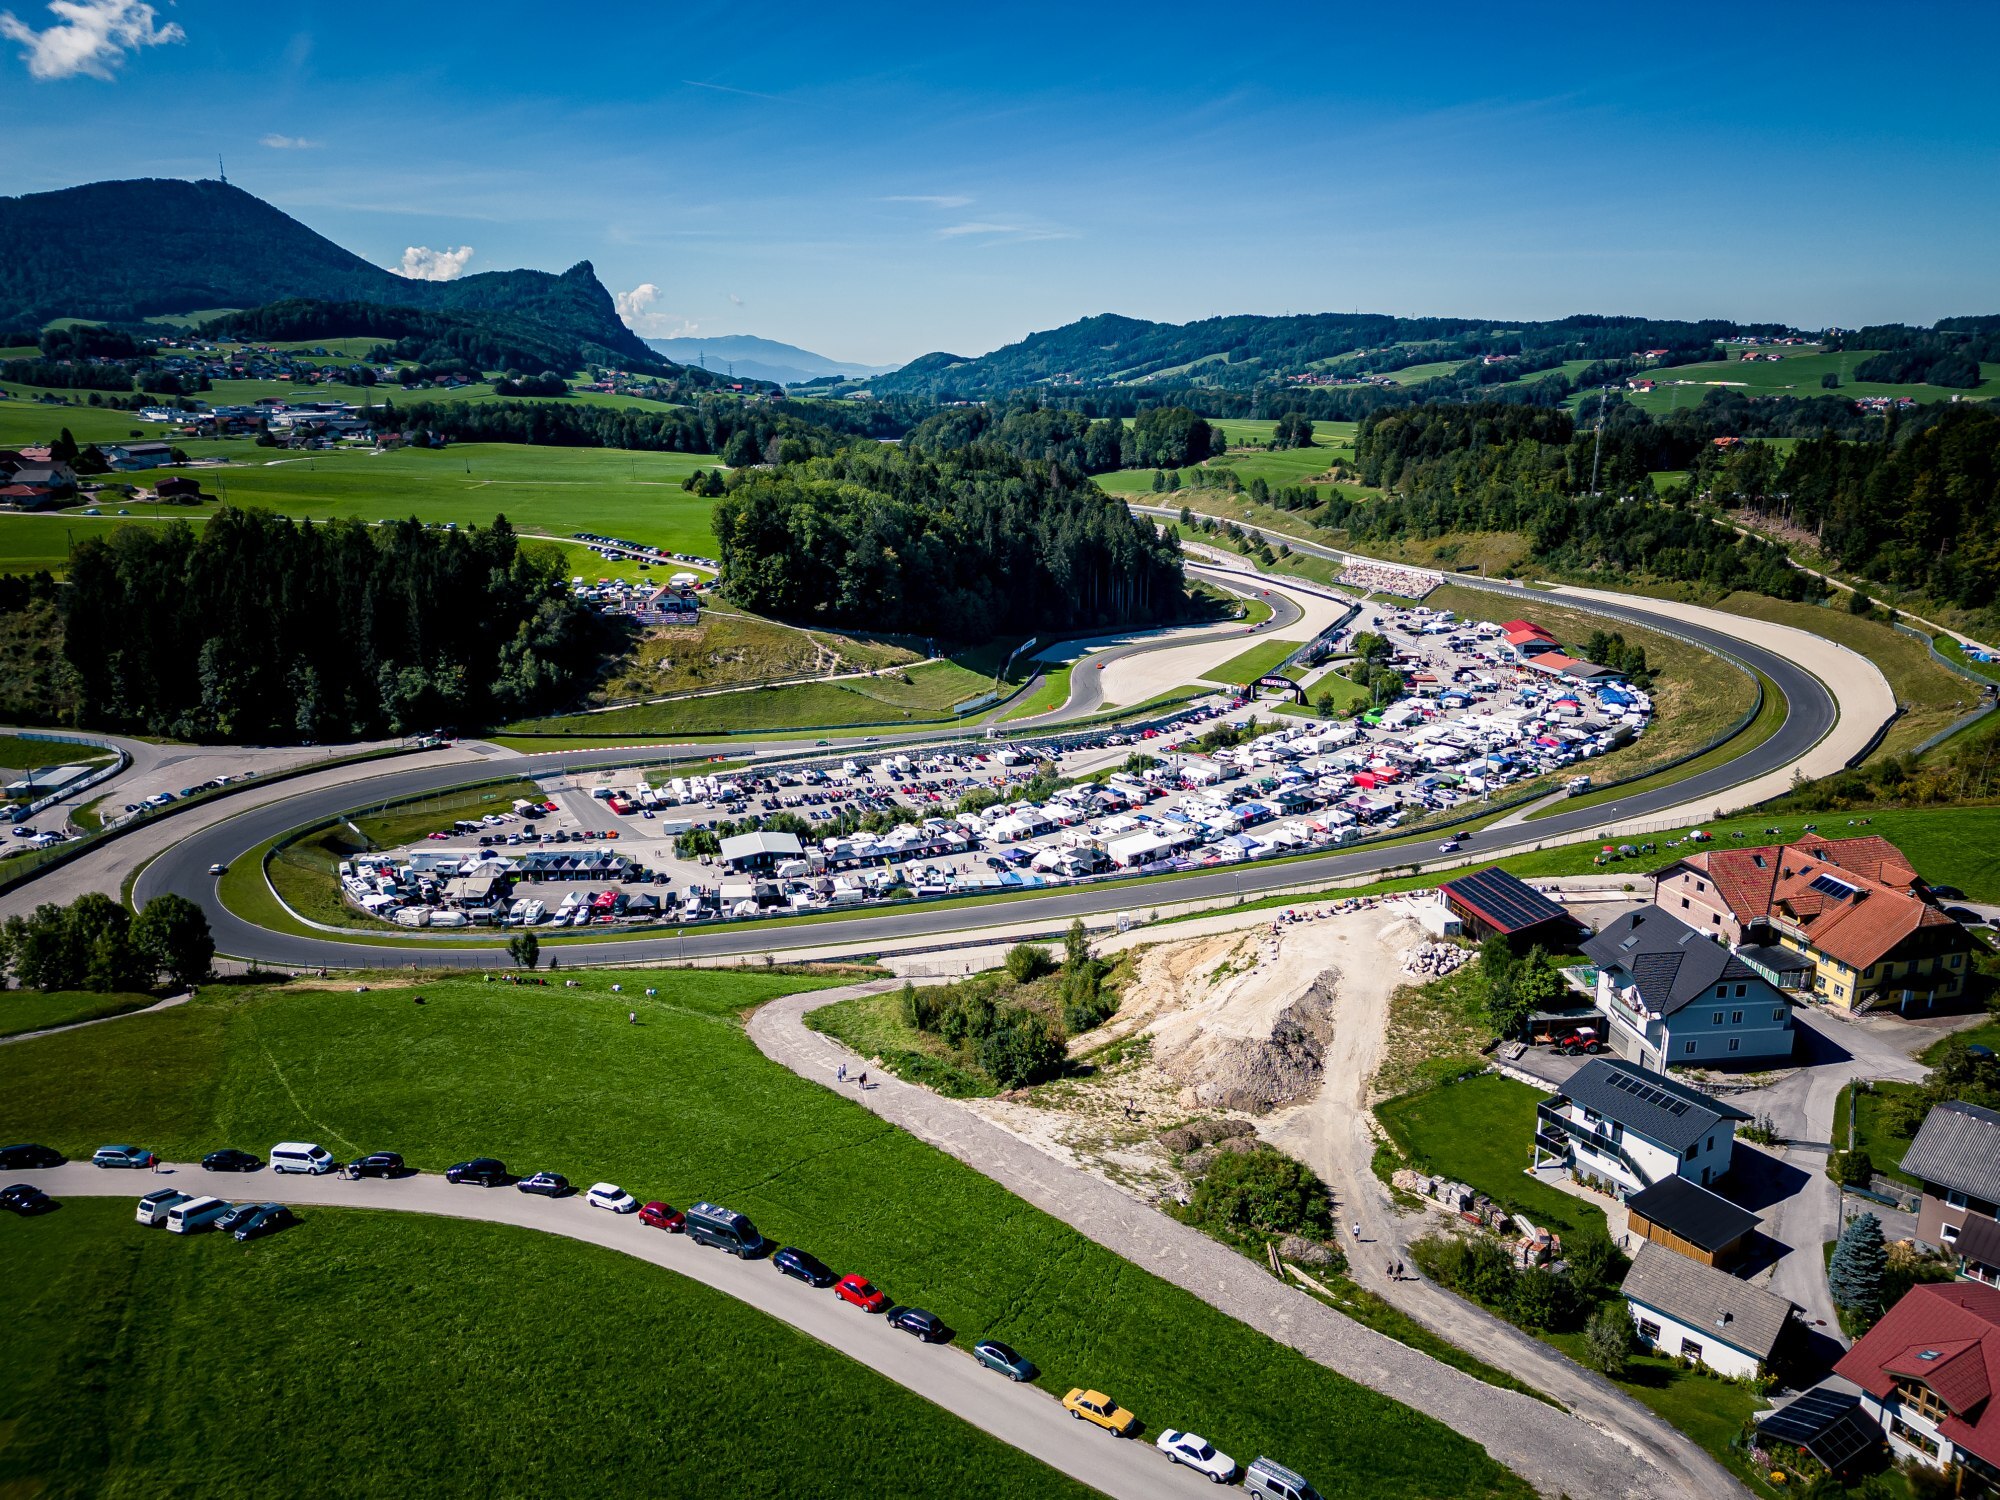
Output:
[1200, 639, 1305, 685]
[0, 989, 155, 1038]
[0, 1198, 1087, 1500]
[0, 970, 1528, 1500]
[1604, 346, 2000, 417]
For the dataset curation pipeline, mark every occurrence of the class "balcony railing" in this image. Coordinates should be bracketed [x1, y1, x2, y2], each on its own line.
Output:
[1535, 1102, 1655, 1187]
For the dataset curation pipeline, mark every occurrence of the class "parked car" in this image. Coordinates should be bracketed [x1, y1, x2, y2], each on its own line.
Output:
[773, 1247, 836, 1287]
[889, 1307, 946, 1342]
[135, 1188, 192, 1226]
[638, 1201, 685, 1232]
[685, 1201, 770, 1257]
[585, 1182, 637, 1213]
[445, 1157, 510, 1186]
[973, 1339, 1036, 1381]
[0, 1183, 55, 1215]
[1156, 1429, 1237, 1483]
[1062, 1389, 1136, 1436]
[833, 1274, 889, 1312]
[1244, 1456, 1322, 1500]
[166, 1195, 233, 1234]
[269, 1141, 336, 1175]
[92, 1144, 157, 1169]
[216, 1202, 262, 1236]
[346, 1151, 405, 1178]
[0, 1143, 62, 1170]
[232, 1203, 299, 1242]
[516, 1172, 571, 1197]
[202, 1148, 263, 1173]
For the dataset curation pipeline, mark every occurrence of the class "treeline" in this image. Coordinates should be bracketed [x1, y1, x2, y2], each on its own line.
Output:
[390, 396, 871, 468]
[0, 358, 136, 391]
[201, 299, 664, 384]
[904, 399, 1223, 474]
[2, 891, 213, 993]
[1852, 348, 1984, 388]
[1342, 403, 1813, 598]
[61, 508, 603, 741]
[711, 444, 1186, 638]
[1772, 404, 2000, 610]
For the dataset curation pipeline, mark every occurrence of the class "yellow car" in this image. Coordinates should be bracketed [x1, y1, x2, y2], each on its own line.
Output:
[1062, 1388, 1137, 1436]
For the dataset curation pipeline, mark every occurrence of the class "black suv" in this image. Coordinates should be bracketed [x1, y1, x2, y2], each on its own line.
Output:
[0, 1182, 56, 1215]
[773, 1247, 837, 1287]
[347, 1152, 405, 1178]
[889, 1307, 947, 1342]
[445, 1157, 510, 1186]
[202, 1148, 263, 1173]
[0, 1143, 62, 1170]
[233, 1203, 299, 1242]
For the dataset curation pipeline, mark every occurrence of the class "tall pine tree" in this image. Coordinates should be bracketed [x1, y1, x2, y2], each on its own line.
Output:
[1829, 1212, 1888, 1321]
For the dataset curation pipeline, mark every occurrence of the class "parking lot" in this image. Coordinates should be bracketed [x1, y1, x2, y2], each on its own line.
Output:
[335, 604, 1654, 930]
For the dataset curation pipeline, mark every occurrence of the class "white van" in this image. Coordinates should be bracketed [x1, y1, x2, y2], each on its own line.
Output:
[269, 1141, 336, 1175]
[136, 1188, 191, 1226]
[166, 1195, 232, 1234]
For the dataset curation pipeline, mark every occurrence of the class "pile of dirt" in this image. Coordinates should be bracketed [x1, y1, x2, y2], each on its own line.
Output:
[1155, 1117, 1257, 1154]
[1156, 972, 1338, 1113]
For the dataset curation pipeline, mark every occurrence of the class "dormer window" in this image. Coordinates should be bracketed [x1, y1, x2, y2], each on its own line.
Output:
[1893, 1377, 1951, 1424]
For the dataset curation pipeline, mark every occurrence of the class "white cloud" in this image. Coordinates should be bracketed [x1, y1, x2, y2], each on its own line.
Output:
[260, 133, 319, 150]
[937, 220, 1073, 242]
[0, 0, 182, 81]
[615, 283, 697, 338]
[395, 245, 476, 282]
[882, 194, 972, 209]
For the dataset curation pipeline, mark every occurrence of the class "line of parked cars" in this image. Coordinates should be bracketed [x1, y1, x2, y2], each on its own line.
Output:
[6, 1136, 1322, 1496]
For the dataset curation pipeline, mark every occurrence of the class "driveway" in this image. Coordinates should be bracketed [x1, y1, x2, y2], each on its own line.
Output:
[751, 984, 1744, 1500]
[21, 1159, 1216, 1500]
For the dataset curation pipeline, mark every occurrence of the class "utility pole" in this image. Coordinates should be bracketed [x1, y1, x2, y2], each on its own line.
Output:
[1589, 384, 1610, 497]
[217, 155, 227, 185]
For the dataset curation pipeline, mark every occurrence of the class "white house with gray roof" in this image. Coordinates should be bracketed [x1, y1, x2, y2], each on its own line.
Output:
[1533, 1056, 1750, 1196]
[1620, 1241, 1797, 1380]
[1901, 1100, 2000, 1255]
[1581, 904, 1796, 1072]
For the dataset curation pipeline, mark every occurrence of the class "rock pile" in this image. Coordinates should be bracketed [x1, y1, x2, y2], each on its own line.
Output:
[1278, 1234, 1340, 1268]
[1402, 942, 1471, 980]
[1156, 1117, 1257, 1155]
[1391, 1168, 1511, 1231]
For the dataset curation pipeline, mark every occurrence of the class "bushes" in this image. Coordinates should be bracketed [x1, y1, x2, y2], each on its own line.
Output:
[1583, 1303, 1637, 1376]
[1828, 1148, 1876, 1188]
[1184, 1147, 1335, 1241]
[975, 1011, 1066, 1089]
[1004, 942, 1054, 984]
[1409, 1229, 1622, 1335]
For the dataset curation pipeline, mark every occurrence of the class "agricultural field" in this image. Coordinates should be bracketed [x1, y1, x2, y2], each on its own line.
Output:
[1604, 346, 1999, 416]
[0, 1198, 1085, 1500]
[0, 970, 1527, 1500]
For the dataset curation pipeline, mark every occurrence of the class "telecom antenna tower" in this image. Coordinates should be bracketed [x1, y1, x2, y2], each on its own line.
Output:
[1589, 385, 1610, 495]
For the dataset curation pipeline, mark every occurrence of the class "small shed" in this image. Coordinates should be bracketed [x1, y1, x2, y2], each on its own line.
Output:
[1623, 1175, 1762, 1268]
[1438, 866, 1576, 946]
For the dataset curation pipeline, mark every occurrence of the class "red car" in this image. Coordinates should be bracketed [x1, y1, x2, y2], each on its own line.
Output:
[639, 1201, 685, 1232]
[834, 1274, 889, 1312]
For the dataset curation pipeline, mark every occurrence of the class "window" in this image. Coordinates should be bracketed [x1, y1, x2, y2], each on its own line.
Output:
[1950, 954, 1963, 969]
[1714, 987, 1727, 999]
[1894, 1379, 1951, 1425]
[1728, 1038, 1741, 1053]
[1890, 1416, 1940, 1458]
[1942, 1223, 1960, 1246]
[1708, 1135, 1716, 1151]
[1684, 1042, 1697, 1056]
[1735, 984, 1746, 998]
[1712, 1011, 1724, 1024]
[1680, 1338, 1704, 1362]
[1773, 1008, 1786, 1021]
[1947, 1189, 1969, 1210]
[1685, 1142, 1698, 1160]
[1681, 897, 1690, 910]
[1697, 880, 1707, 892]
[1636, 1318, 1661, 1343]
[1731, 1010, 1743, 1024]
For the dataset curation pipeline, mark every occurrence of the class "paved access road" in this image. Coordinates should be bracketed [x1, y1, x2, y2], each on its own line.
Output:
[750, 984, 1740, 1500]
[23, 1158, 1217, 1500]
[139, 556, 1840, 970]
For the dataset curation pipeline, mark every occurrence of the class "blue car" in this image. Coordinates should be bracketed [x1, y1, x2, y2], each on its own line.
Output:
[973, 1339, 1036, 1381]
[773, 1247, 837, 1287]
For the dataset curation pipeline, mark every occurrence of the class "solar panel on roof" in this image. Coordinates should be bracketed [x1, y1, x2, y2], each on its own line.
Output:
[1757, 1390, 1879, 1472]
[1443, 867, 1566, 933]
[1605, 1070, 1691, 1116]
[1809, 873, 1856, 900]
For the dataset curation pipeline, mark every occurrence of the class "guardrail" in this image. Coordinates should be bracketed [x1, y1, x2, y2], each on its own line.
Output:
[5, 731, 130, 825]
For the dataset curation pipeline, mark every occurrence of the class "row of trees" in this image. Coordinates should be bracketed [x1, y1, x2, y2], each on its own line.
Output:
[393, 394, 873, 469]
[710, 444, 1187, 638]
[2, 892, 213, 993]
[60, 508, 603, 741]
[903, 399, 1226, 475]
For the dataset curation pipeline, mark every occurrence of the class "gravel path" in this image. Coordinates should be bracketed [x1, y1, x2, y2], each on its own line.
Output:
[25, 1158, 1215, 1500]
[750, 983, 1739, 1500]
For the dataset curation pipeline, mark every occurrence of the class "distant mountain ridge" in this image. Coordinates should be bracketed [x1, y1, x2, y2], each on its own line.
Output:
[0, 178, 659, 367]
[645, 334, 899, 386]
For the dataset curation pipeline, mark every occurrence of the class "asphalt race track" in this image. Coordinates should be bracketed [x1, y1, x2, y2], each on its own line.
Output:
[138, 554, 1836, 969]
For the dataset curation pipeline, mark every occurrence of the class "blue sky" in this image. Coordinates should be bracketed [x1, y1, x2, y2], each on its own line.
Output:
[2, 0, 1995, 366]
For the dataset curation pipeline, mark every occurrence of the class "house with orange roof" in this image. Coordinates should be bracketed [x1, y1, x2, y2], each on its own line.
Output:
[1649, 836, 1973, 1015]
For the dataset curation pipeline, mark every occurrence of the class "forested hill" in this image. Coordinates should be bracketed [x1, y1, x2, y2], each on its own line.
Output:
[869, 311, 1778, 401]
[0, 178, 659, 367]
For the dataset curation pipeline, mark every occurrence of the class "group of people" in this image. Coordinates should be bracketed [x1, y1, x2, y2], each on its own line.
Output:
[1338, 560, 1442, 598]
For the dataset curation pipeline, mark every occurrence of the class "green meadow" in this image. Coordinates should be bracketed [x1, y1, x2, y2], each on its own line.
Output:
[1605, 346, 1998, 415]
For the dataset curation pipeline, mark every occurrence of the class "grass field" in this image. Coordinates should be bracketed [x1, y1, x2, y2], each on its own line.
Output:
[1604, 347, 1999, 416]
[0, 1198, 1086, 1500]
[0, 990, 154, 1039]
[1003, 663, 1075, 721]
[1375, 1073, 1610, 1247]
[1200, 638, 1304, 685]
[0, 734, 115, 776]
[509, 655, 1017, 737]
[0, 971, 1528, 1500]
[1832, 1079, 1926, 1187]
[593, 610, 930, 704]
